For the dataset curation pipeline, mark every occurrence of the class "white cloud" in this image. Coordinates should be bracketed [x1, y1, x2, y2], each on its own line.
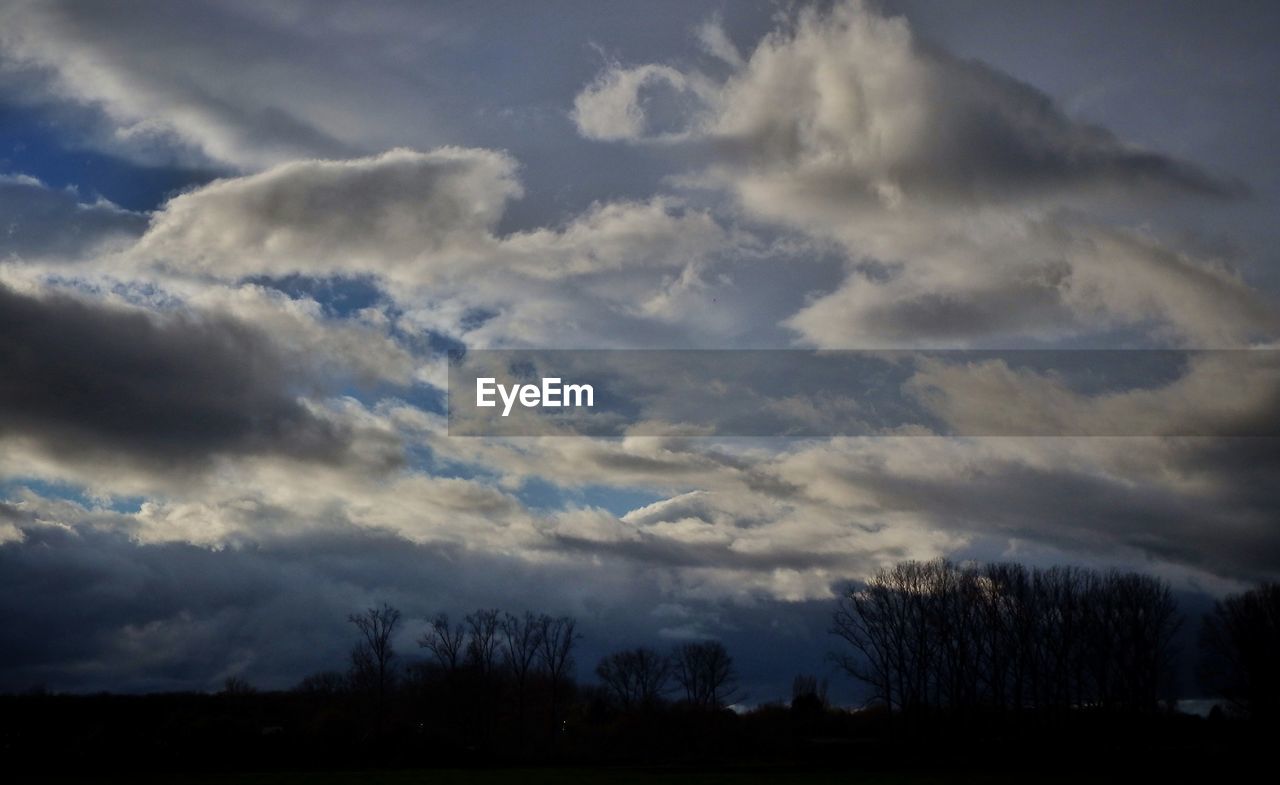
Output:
[125, 147, 754, 349]
[133, 147, 520, 282]
[572, 0, 1274, 347]
[695, 17, 745, 70]
[572, 63, 713, 142]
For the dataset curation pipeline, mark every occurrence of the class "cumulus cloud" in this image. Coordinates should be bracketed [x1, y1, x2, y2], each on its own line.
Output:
[573, 63, 713, 142]
[131, 148, 730, 288]
[573, 1, 1275, 347]
[125, 146, 754, 349]
[579, 4, 1237, 199]
[133, 147, 521, 281]
[706, 8, 1238, 204]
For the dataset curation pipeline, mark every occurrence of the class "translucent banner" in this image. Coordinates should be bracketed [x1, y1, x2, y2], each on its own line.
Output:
[447, 350, 1280, 437]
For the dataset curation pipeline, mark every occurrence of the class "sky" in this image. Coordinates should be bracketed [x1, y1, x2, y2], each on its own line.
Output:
[1, 0, 1278, 704]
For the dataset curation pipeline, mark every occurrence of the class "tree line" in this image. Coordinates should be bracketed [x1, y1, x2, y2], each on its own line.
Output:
[141, 565, 1280, 770]
[332, 560, 1278, 734]
[333, 604, 745, 751]
[832, 558, 1279, 722]
[5, 559, 1275, 775]
[832, 560, 1180, 714]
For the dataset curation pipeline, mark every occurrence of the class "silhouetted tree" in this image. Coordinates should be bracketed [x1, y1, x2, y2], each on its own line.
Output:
[502, 611, 545, 729]
[1199, 582, 1280, 720]
[538, 614, 579, 684]
[596, 647, 672, 710]
[833, 559, 1181, 714]
[348, 603, 401, 708]
[220, 676, 256, 696]
[831, 561, 922, 711]
[466, 608, 503, 676]
[791, 674, 828, 710]
[419, 612, 467, 672]
[295, 670, 349, 696]
[1083, 570, 1180, 712]
[673, 640, 738, 709]
[537, 614, 579, 738]
[790, 673, 829, 734]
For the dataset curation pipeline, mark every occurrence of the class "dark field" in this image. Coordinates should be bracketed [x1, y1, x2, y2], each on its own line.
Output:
[34, 768, 1220, 785]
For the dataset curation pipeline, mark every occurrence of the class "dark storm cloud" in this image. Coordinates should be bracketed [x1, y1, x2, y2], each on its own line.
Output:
[0, 283, 358, 468]
[854, 441, 1280, 583]
[1173, 437, 1280, 510]
[0, 521, 381, 692]
[548, 532, 852, 572]
[0, 517, 854, 704]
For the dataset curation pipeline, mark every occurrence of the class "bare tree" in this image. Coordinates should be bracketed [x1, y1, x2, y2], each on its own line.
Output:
[537, 614, 579, 684]
[832, 562, 930, 711]
[220, 676, 256, 696]
[832, 560, 1181, 715]
[596, 647, 672, 710]
[466, 608, 503, 676]
[349, 603, 401, 705]
[503, 612, 545, 681]
[672, 640, 738, 710]
[791, 674, 828, 711]
[502, 611, 545, 725]
[537, 614, 580, 734]
[295, 670, 349, 696]
[1083, 570, 1180, 712]
[832, 581, 895, 709]
[419, 612, 467, 672]
[1199, 582, 1280, 720]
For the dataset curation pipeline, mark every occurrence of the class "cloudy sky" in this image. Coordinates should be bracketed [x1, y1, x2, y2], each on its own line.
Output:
[1, 0, 1278, 702]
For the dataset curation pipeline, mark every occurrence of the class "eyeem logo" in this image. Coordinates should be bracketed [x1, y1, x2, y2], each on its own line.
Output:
[476, 377, 595, 417]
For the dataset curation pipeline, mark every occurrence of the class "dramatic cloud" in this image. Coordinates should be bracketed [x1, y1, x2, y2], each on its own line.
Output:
[0, 503, 845, 699]
[0, 282, 385, 471]
[1, 0, 1277, 698]
[127, 147, 744, 348]
[578, 3, 1237, 198]
[573, 0, 1275, 346]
